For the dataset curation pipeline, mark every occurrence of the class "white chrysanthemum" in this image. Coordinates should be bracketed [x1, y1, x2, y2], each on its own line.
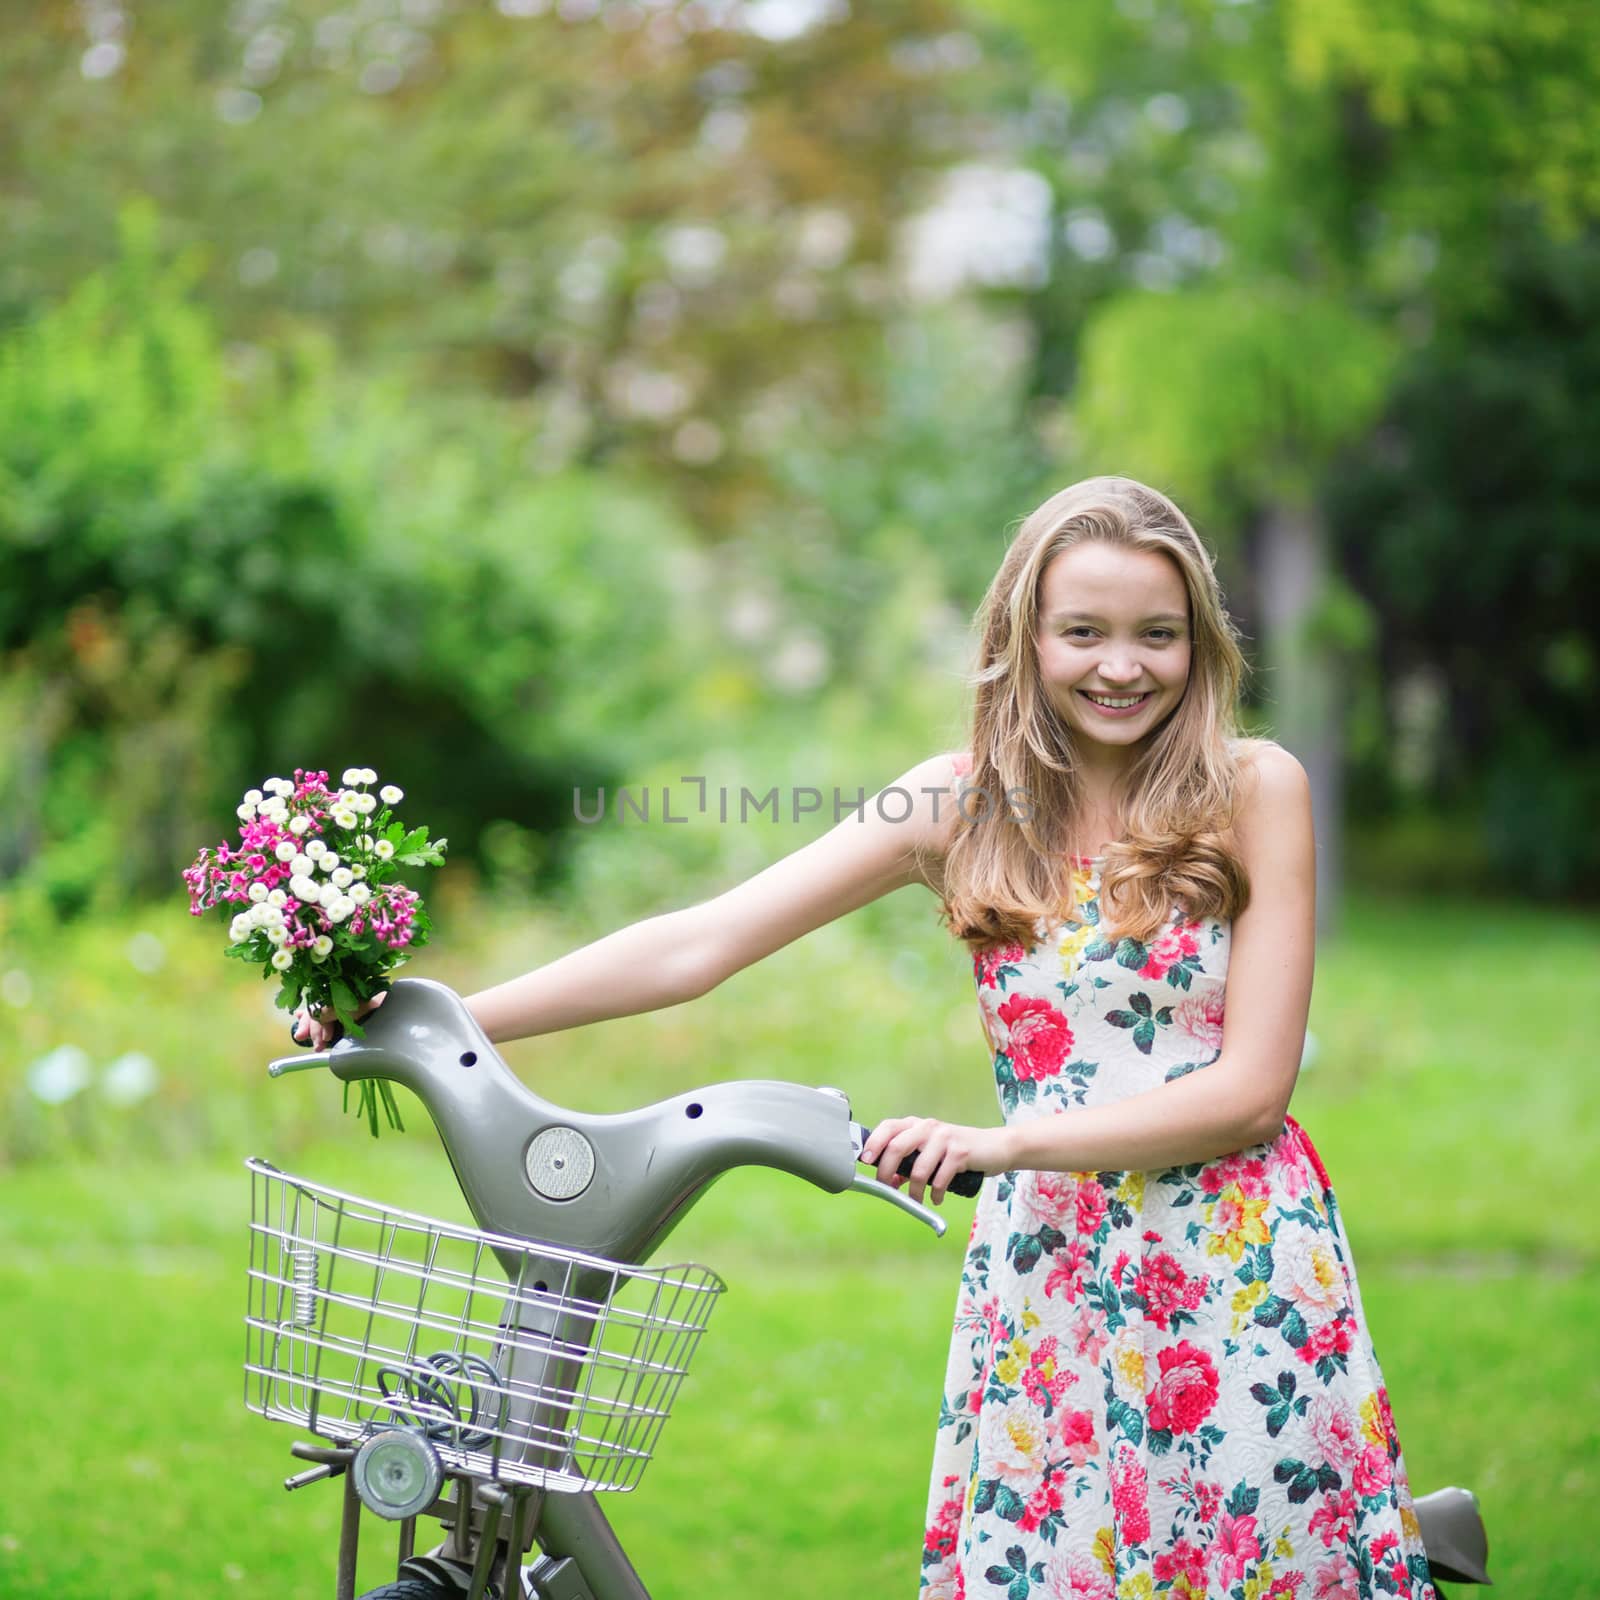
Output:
[243, 788, 264, 806]
[289, 875, 319, 902]
[236, 803, 256, 822]
[374, 839, 395, 861]
[311, 935, 334, 959]
[288, 815, 311, 836]
[261, 795, 288, 816]
[379, 784, 403, 805]
[319, 883, 341, 907]
[305, 840, 328, 859]
[273, 841, 296, 863]
[333, 809, 359, 830]
[263, 906, 286, 928]
[267, 889, 288, 908]
[229, 915, 253, 943]
[361, 767, 378, 784]
[342, 768, 365, 787]
[271, 948, 294, 971]
[1108, 1327, 1147, 1405]
[351, 864, 367, 880]
[248, 882, 270, 904]
[266, 924, 289, 946]
[358, 834, 375, 850]
[249, 903, 272, 928]
[356, 793, 378, 815]
[290, 854, 313, 877]
[977, 1396, 1049, 1484]
[350, 883, 371, 905]
[327, 898, 354, 924]
[330, 867, 354, 889]
[265, 777, 292, 795]
[320, 852, 340, 872]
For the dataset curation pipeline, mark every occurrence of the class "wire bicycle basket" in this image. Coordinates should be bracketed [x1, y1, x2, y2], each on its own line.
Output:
[244, 1159, 724, 1495]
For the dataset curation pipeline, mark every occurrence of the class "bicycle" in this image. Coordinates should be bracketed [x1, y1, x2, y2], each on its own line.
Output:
[251, 976, 1491, 1598]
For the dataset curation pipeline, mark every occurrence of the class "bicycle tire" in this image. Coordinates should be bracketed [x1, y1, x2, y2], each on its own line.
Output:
[357, 1568, 523, 1600]
[356, 1585, 460, 1600]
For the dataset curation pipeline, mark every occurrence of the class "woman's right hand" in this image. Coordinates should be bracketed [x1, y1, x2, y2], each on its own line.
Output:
[290, 990, 387, 1050]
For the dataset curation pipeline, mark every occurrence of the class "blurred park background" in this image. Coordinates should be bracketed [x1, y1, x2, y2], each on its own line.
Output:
[2, 0, 1598, 1594]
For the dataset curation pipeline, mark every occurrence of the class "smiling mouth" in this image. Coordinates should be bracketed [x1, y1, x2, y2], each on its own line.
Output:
[1079, 691, 1153, 709]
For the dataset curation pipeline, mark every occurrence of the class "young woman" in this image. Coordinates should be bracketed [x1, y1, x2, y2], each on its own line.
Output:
[295, 476, 1436, 1600]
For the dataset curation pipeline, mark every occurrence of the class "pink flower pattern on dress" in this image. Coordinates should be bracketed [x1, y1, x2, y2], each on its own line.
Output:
[920, 832, 1437, 1600]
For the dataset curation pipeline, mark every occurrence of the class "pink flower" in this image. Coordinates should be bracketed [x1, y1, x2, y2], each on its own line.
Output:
[1044, 1550, 1115, 1600]
[1307, 1395, 1360, 1474]
[1139, 921, 1200, 981]
[1068, 1303, 1110, 1364]
[1153, 1538, 1208, 1586]
[1199, 1151, 1269, 1197]
[1132, 1251, 1209, 1331]
[1298, 1319, 1355, 1368]
[1019, 1474, 1065, 1534]
[1075, 1180, 1109, 1236]
[1214, 1512, 1262, 1587]
[1020, 1336, 1076, 1413]
[1146, 1340, 1220, 1436]
[923, 1475, 963, 1561]
[1308, 1489, 1356, 1549]
[1042, 1239, 1092, 1303]
[1352, 1443, 1394, 1498]
[996, 994, 1075, 1081]
[1016, 1170, 1079, 1233]
[1054, 1407, 1100, 1468]
[1109, 1448, 1151, 1544]
[1175, 985, 1226, 1051]
[1312, 1555, 1361, 1600]
[974, 942, 1027, 988]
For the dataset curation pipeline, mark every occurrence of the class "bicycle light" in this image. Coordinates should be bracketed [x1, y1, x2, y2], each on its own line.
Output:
[352, 1429, 443, 1521]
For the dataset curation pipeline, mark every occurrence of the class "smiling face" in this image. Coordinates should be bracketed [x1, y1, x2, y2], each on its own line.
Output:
[1034, 540, 1193, 759]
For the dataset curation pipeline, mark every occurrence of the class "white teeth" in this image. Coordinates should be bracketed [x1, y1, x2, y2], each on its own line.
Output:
[1083, 692, 1149, 708]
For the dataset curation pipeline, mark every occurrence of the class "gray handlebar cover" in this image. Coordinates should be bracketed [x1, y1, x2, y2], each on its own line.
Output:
[269, 977, 858, 1264]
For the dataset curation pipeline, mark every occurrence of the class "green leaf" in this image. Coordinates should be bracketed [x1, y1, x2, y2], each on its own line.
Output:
[993, 1486, 1027, 1524]
[1132, 1020, 1155, 1053]
[1130, 991, 1152, 1018]
[1115, 938, 1148, 969]
[1104, 1009, 1138, 1030]
[1225, 1482, 1261, 1518]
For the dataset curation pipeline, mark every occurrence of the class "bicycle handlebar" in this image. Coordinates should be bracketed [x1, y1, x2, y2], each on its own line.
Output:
[266, 977, 953, 1258]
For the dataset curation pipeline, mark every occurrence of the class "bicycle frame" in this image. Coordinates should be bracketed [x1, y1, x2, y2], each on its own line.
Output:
[258, 977, 945, 1600]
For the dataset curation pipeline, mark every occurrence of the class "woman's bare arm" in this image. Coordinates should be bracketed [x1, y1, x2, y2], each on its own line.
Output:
[464, 751, 967, 1044]
[865, 742, 1317, 1197]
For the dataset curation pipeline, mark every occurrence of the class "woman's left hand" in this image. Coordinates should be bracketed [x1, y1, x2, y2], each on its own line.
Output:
[861, 1116, 1015, 1205]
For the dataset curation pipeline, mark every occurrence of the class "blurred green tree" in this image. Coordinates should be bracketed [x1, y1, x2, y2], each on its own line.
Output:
[964, 0, 1600, 902]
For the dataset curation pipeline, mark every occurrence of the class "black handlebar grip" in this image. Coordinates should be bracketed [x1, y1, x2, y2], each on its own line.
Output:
[895, 1152, 985, 1199]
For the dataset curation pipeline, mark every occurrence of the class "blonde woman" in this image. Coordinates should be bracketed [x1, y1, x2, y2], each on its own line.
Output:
[296, 477, 1436, 1599]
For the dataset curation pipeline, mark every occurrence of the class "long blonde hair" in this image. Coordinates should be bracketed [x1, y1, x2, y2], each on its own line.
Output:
[937, 476, 1254, 950]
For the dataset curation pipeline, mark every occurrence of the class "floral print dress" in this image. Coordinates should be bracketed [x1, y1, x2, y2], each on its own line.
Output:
[920, 854, 1436, 1600]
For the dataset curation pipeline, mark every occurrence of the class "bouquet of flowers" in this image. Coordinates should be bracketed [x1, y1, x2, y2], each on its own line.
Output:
[182, 767, 447, 1134]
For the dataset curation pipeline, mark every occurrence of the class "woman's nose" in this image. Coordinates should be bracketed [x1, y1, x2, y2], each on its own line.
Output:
[1095, 655, 1143, 685]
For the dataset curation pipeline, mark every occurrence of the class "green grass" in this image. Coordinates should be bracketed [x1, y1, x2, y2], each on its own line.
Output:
[2, 887, 1596, 1596]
